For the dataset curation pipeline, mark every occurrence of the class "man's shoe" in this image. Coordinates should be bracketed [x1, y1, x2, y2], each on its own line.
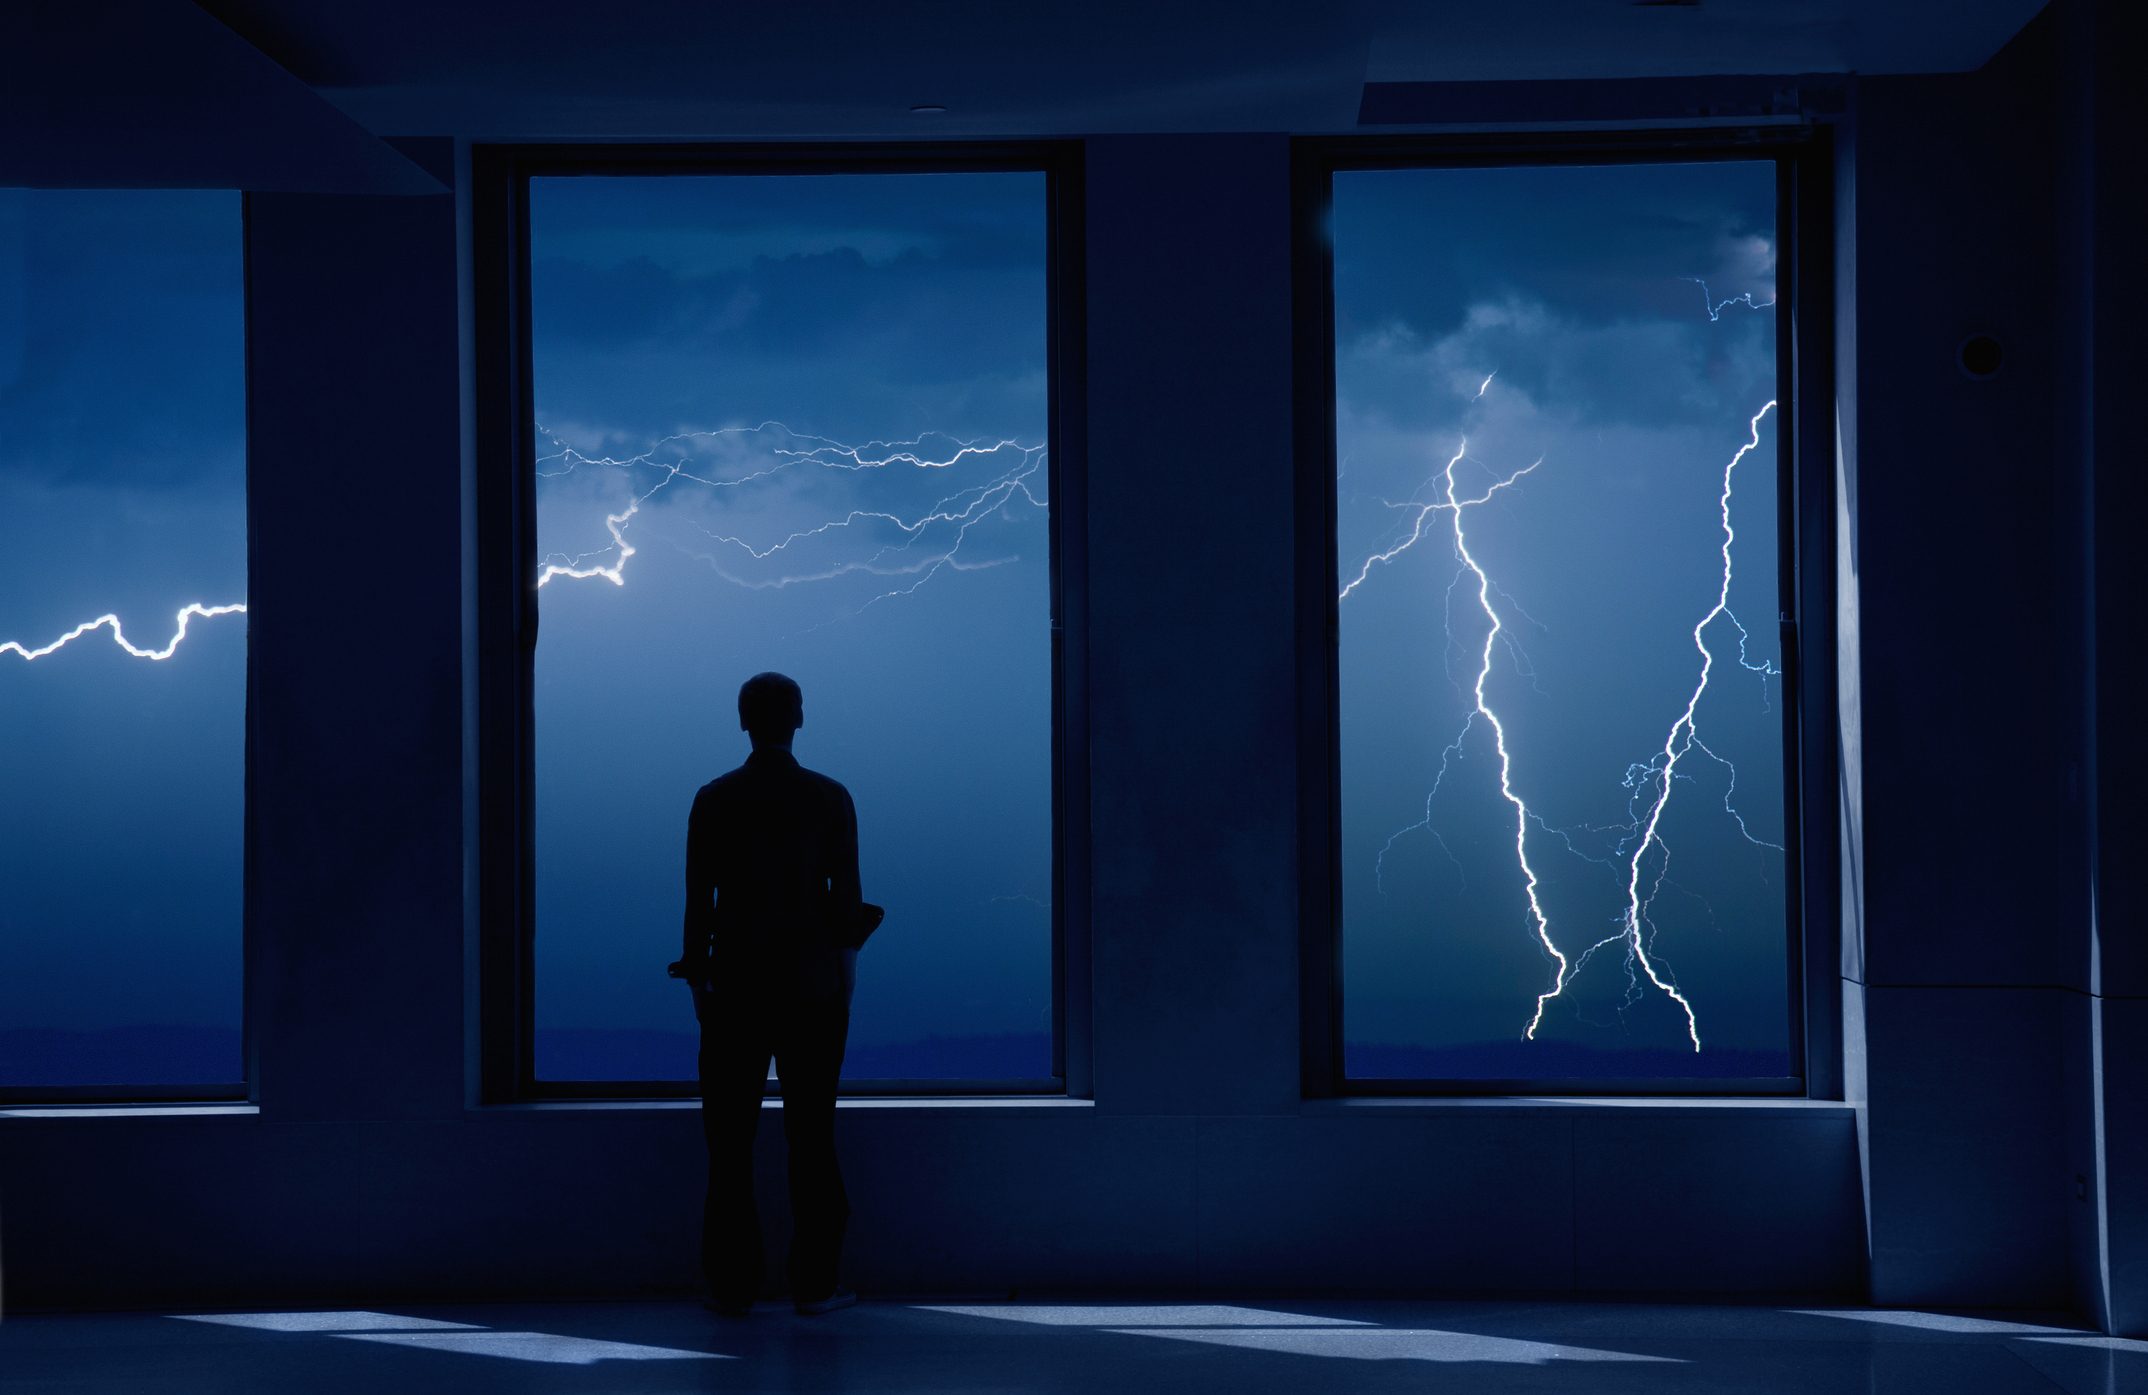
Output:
[703, 1296, 754, 1318]
[794, 1288, 858, 1316]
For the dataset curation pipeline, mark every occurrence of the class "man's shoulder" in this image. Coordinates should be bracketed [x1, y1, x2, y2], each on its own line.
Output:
[692, 757, 849, 810]
[694, 761, 846, 794]
[693, 767, 752, 802]
[794, 764, 854, 803]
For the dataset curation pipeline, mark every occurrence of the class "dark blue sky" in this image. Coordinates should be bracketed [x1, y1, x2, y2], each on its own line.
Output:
[0, 189, 247, 1084]
[528, 173, 1052, 1081]
[1332, 161, 1789, 1079]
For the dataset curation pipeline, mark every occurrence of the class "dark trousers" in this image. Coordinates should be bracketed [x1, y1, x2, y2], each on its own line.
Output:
[696, 984, 851, 1304]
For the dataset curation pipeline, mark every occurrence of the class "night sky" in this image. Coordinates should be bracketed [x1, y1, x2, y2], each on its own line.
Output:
[1332, 161, 1792, 1080]
[0, 189, 247, 1086]
[528, 172, 1053, 1082]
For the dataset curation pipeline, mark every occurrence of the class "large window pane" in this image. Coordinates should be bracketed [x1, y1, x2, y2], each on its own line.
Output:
[1333, 161, 1793, 1085]
[529, 171, 1052, 1084]
[0, 190, 247, 1090]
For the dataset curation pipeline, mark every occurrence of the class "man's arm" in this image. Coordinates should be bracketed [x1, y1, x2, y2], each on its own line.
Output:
[830, 785, 863, 929]
[681, 787, 718, 966]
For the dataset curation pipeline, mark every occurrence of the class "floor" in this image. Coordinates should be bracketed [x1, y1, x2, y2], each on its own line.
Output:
[1, 1299, 2142, 1394]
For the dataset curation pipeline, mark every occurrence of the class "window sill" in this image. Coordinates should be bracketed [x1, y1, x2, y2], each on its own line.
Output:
[488, 1096, 1093, 1114]
[1302, 1096, 1852, 1118]
[0, 1103, 259, 1120]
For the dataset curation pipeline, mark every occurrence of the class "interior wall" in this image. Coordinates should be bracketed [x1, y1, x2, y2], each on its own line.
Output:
[1842, 13, 2096, 1310]
[1836, 6, 2147, 1332]
[2070, 0, 2148, 1338]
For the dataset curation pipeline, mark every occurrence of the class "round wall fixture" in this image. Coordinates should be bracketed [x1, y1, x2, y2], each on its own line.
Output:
[1958, 333, 2004, 380]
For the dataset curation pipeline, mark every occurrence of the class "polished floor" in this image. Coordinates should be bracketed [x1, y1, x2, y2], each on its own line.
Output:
[1, 1299, 2142, 1394]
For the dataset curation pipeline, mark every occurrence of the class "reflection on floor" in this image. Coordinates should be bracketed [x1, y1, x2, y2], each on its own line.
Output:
[2, 1299, 2142, 1393]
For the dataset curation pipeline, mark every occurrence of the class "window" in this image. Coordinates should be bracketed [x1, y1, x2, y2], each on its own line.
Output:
[491, 151, 1071, 1092]
[1316, 152, 1808, 1091]
[0, 189, 248, 1097]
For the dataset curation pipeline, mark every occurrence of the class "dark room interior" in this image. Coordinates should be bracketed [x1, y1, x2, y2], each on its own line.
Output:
[0, 1, 2141, 1391]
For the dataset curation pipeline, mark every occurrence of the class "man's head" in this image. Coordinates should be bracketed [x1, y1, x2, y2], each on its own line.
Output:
[737, 671, 804, 748]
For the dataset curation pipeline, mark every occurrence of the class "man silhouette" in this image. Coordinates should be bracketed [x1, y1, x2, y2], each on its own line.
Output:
[675, 671, 861, 1316]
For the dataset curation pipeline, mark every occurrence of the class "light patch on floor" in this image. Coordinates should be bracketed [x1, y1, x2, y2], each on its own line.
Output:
[2019, 1334, 2148, 1352]
[1107, 1327, 1680, 1364]
[916, 1304, 1372, 1327]
[336, 1331, 731, 1364]
[171, 1311, 481, 1333]
[1788, 1310, 2090, 1337]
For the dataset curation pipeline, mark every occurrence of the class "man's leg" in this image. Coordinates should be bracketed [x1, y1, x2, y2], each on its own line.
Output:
[698, 988, 773, 1306]
[774, 993, 851, 1303]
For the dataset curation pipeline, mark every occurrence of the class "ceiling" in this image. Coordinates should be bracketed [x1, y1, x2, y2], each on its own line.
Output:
[194, 0, 2053, 140]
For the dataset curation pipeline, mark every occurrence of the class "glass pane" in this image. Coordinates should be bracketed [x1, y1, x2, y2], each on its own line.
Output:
[1333, 162, 1792, 1084]
[529, 171, 1052, 1083]
[0, 189, 248, 1089]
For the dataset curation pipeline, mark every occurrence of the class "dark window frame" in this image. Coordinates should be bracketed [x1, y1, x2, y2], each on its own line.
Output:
[0, 191, 255, 1107]
[1292, 131, 1841, 1099]
[473, 143, 1089, 1102]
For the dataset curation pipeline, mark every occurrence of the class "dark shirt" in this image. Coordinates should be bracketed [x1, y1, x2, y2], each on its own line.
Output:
[684, 749, 862, 1000]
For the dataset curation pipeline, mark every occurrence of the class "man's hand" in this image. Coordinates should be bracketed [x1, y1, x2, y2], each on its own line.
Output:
[667, 954, 711, 987]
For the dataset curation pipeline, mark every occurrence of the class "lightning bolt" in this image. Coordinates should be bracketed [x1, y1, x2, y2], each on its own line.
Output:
[1686, 276, 1776, 322]
[1357, 442, 1539, 901]
[1437, 444, 1572, 1037]
[1338, 443, 1538, 601]
[7, 426, 1028, 669]
[1341, 374, 1781, 1048]
[531, 423, 1044, 610]
[536, 493, 649, 588]
[1588, 400, 1778, 1050]
[1341, 417, 1575, 1034]
[1335, 242, 1788, 1057]
[2, 603, 247, 664]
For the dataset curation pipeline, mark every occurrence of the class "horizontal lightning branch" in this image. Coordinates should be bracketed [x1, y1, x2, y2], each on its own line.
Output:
[532, 423, 1044, 611]
[1338, 446, 1540, 602]
[1686, 276, 1777, 322]
[2, 603, 247, 664]
[7, 425, 1034, 670]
